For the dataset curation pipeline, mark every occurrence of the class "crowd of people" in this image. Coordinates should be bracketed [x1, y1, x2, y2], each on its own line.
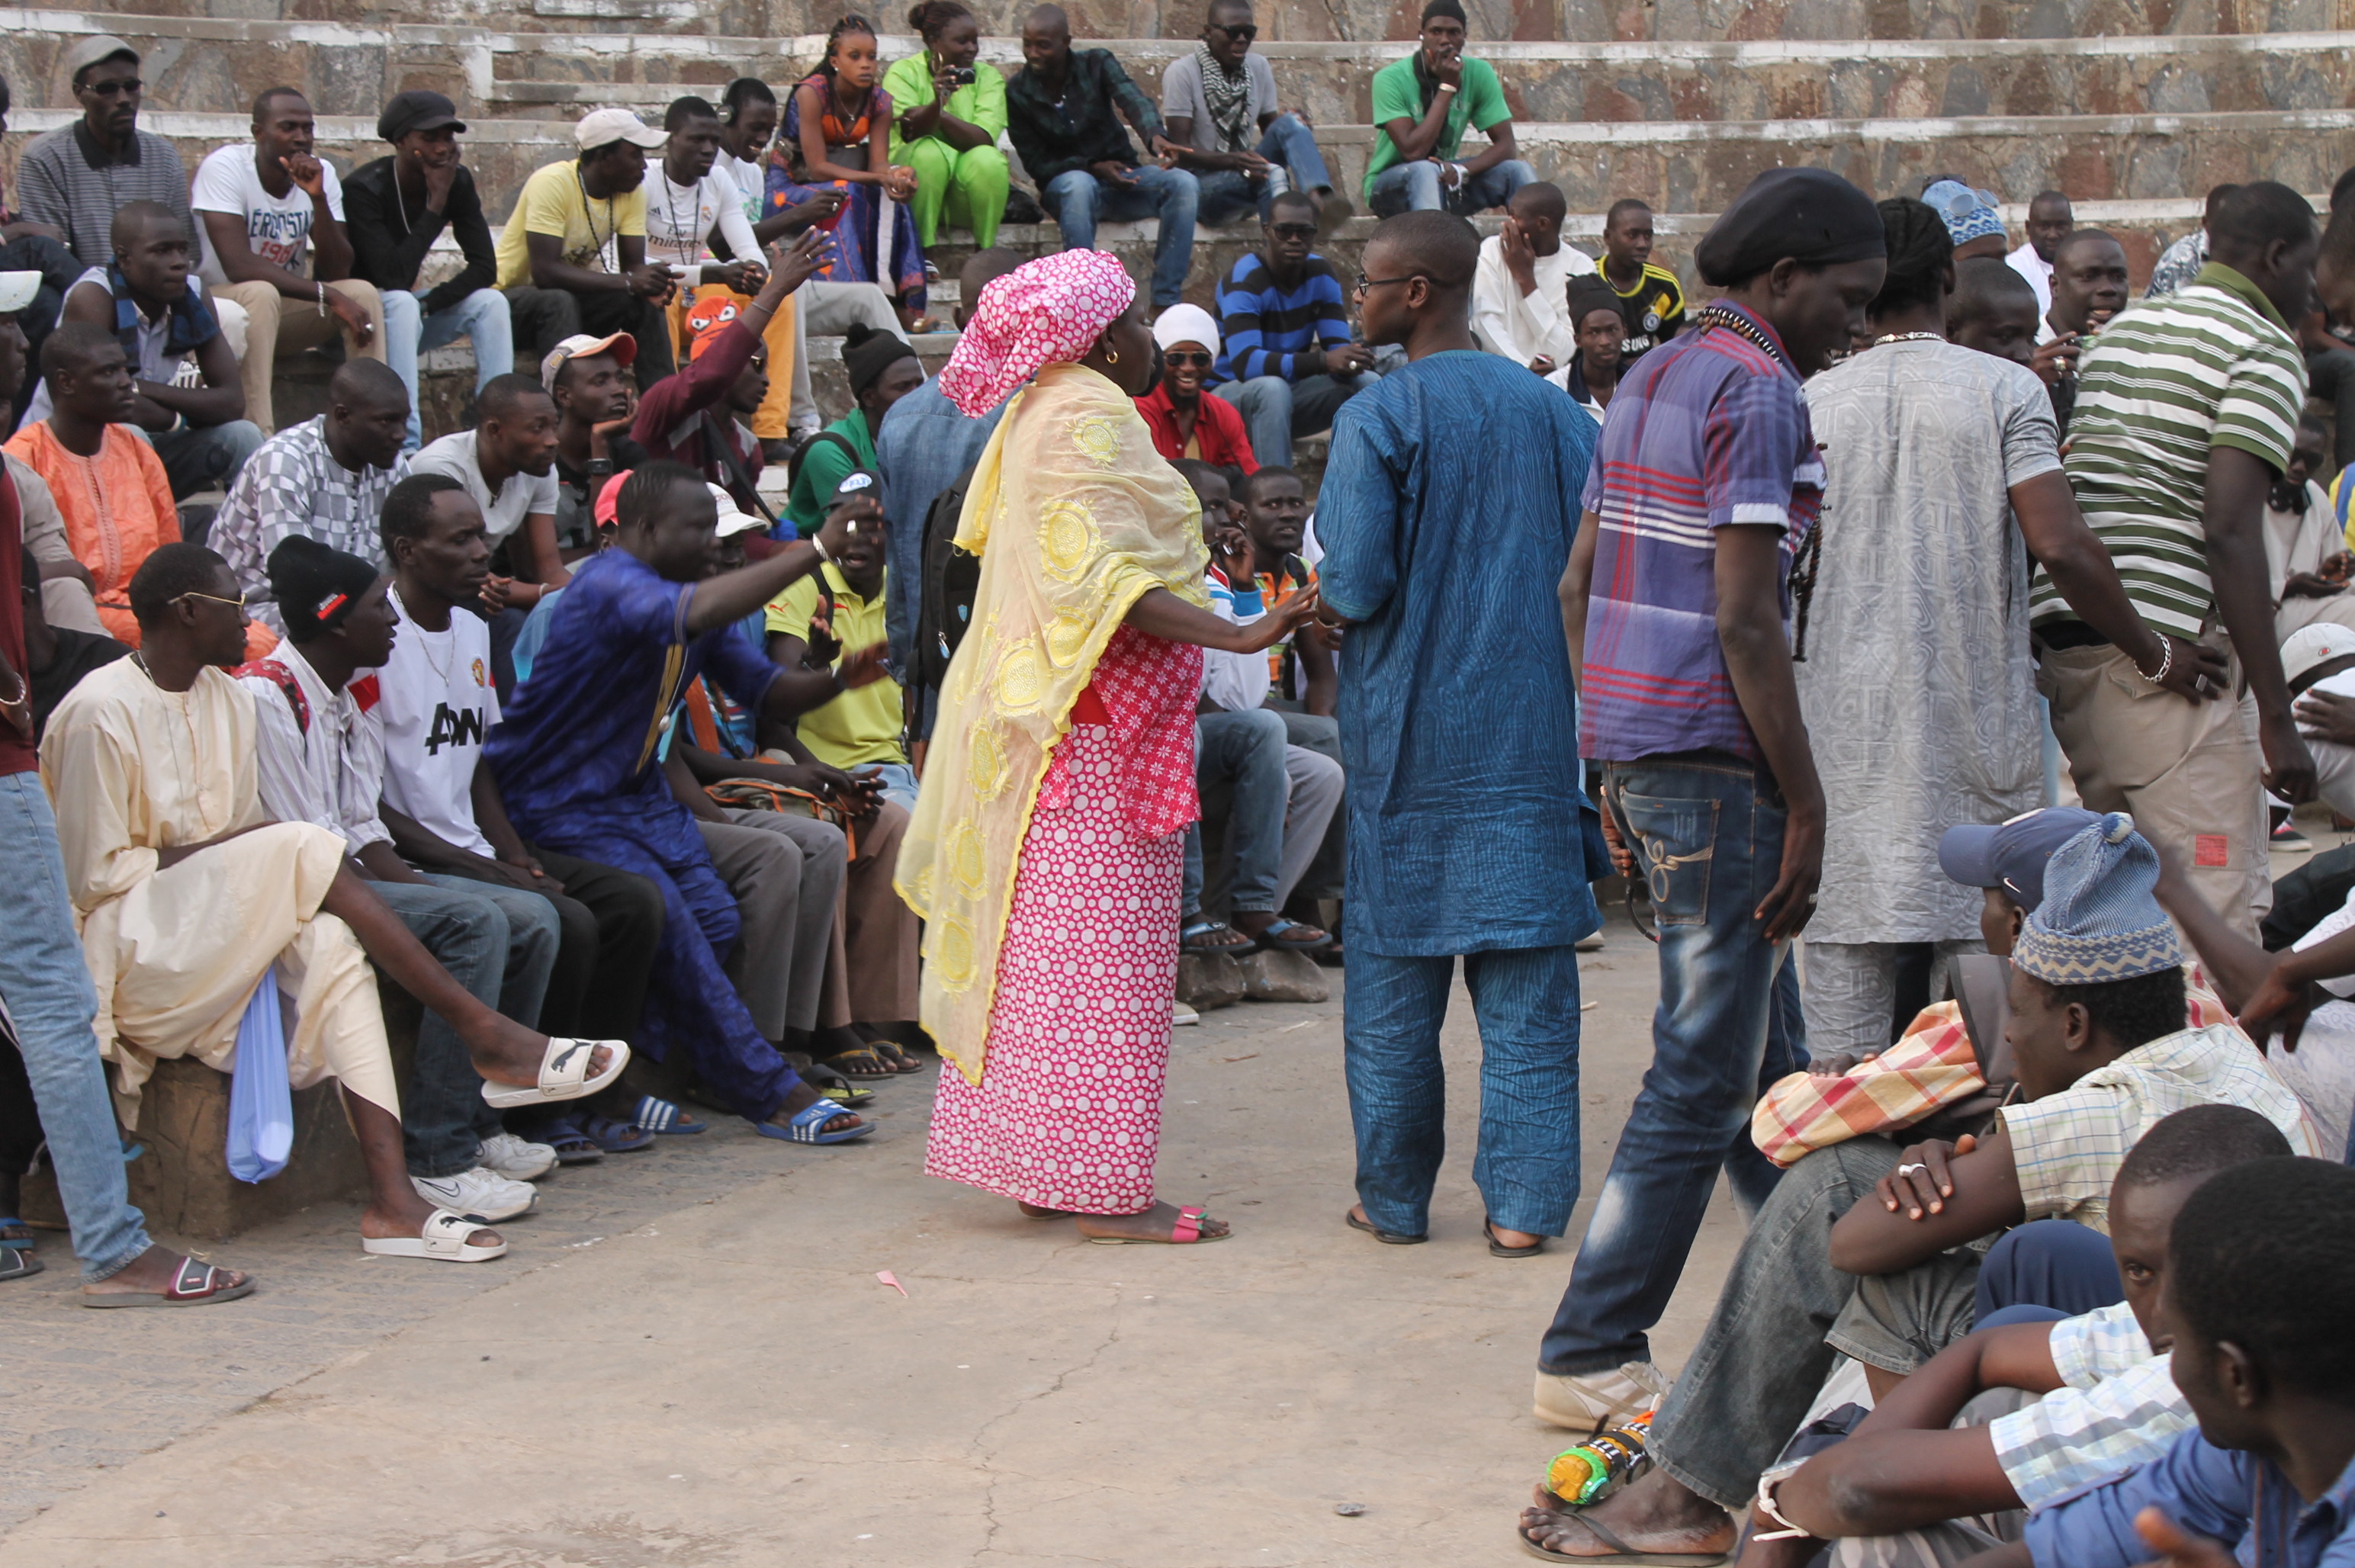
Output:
[2, 10, 2354, 1567]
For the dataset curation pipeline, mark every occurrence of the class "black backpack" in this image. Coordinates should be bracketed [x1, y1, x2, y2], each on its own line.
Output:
[914, 461, 982, 702]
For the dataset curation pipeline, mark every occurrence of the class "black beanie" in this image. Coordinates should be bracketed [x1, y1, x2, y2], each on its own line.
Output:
[843, 321, 920, 400]
[267, 535, 378, 643]
[1420, 0, 1467, 24]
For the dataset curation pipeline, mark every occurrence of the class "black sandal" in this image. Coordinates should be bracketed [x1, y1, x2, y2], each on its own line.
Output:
[820, 1046, 899, 1081]
[1485, 1218, 1546, 1259]
[1182, 919, 1258, 956]
[1345, 1207, 1426, 1245]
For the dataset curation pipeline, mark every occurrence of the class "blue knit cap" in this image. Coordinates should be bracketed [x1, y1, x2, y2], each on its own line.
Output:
[2011, 813, 2180, 985]
[1923, 180, 2006, 247]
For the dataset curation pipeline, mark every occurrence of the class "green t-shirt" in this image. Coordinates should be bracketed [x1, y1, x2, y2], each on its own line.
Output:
[1363, 53, 1511, 202]
[881, 53, 1010, 163]
[787, 410, 879, 535]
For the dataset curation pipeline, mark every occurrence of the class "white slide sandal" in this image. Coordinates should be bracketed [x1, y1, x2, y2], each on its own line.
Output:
[361, 1209, 509, 1264]
[480, 1037, 630, 1110]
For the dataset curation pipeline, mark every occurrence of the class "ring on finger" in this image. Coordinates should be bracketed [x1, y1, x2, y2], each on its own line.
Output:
[1897, 1163, 1925, 1176]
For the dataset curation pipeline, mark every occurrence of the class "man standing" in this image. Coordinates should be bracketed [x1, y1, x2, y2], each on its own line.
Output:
[37, 201, 260, 499]
[14, 37, 192, 272]
[1923, 178, 2010, 264]
[1210, 190, 1376, 468]
[1547, 167, 1886, 1428]
[0, 269, 258, 1306]
[1162, 0, 1349, 230]
[1597, 198, 1685, 364]
[210, 359, 412, 631]
[342, 90, 513, 453]
[1471, 181, 1596, 374]
[2146, 184, 2235, 299]
[1318, 210, 1604, 1253]
[2035, 227, 2131, 432]
[1797, 196, 2213, 1063]
[2006, 188, 2074, 318]
[1362, 0, 1533, 218]
[496, 109, 678, 383]
[1945, 254, 2043, 368]
[1004, 4, 1199, 311]
[192, 88, 390, 434]
[1546, 276, 1629, 421]
[2035, 180, 2318, 940]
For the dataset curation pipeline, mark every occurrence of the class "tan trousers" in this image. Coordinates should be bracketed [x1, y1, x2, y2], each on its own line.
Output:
[816, 799, 921, 1027]
[212, 278, 390, 434]
[2039, 638, 2270, 940]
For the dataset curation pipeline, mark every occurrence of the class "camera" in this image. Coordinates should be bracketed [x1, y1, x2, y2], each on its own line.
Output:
[952, 65, 976, 85]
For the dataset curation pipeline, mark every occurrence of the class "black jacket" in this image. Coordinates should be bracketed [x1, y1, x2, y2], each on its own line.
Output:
[342, 156, 497, 315]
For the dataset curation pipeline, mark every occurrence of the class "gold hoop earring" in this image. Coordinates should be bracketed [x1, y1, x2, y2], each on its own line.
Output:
[1106, 347, 1120, 365]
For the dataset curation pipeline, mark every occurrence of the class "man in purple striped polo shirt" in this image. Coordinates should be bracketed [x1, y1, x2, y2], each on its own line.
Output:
[1539, 167, 1888, 1438]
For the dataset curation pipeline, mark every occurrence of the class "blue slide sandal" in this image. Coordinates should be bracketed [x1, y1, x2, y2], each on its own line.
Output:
[750, 1097, 874, 1145]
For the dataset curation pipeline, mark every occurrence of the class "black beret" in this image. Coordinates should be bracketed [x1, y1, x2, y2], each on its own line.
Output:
[1695, 168, 1887, 288]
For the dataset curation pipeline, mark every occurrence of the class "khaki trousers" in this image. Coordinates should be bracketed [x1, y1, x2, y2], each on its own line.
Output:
[2038, 638, 2269, 940]
[816, 798, 921, 1028]
[213, 278, 390, 434]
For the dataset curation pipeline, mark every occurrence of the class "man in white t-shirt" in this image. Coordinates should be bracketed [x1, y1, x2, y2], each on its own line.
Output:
[374, 472, 671, 1131]
[2005, 189, 2072, 320]
[410, 373, 563, 597]
[192, 87, 390, 433]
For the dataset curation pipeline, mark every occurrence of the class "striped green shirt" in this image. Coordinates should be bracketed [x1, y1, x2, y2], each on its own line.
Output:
[2031, 262, 2307, 638]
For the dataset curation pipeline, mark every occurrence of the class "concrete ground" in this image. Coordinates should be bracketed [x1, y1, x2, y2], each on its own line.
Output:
[0, 904, 1751, 1566]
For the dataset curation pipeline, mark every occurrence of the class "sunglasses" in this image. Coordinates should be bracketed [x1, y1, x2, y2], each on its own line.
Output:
[1208, 21, 1258, 39]
[1163, 349, 1213, 368]
[172, 589, 248, 610]
[82, 78, 143, 97]
[1269, 222, 1319, 240]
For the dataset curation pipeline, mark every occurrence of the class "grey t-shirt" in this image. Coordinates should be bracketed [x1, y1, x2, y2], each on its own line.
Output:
[409, 429, 560, 548]
[1160, 50, 1280, 153]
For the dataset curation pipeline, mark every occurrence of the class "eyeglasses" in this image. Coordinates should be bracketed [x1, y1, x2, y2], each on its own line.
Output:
[1163, 349, 1213, 368]
[1269, 222, 1318, 240]
[1208, 22, 1257, 40]
[1354, 272, 1423, 294]
[81, 78, 143, 97]
[172, 589, 248, 610]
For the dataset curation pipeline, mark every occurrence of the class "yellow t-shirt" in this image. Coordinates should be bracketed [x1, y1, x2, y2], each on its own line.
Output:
[763, 563, 906, 769]
[493, 159, 649, 291]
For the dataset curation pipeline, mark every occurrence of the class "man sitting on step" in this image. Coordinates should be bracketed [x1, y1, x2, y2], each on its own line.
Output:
[496, 108, 679, 384]
[1210, 189, 1378, 469]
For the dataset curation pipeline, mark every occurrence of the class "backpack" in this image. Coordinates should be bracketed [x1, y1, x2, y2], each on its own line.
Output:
[914, 461, 982, 700]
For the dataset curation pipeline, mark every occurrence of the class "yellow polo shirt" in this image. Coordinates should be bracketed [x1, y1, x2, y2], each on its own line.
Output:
[763, 563, 905, 768]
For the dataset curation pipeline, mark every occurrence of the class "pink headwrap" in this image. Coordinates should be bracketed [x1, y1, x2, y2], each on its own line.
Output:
[937, 249, 1137, 419]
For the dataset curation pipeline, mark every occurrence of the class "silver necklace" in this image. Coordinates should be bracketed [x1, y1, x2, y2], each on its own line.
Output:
[393, 586, 456, 685]
[1871, 331, 1945, 346]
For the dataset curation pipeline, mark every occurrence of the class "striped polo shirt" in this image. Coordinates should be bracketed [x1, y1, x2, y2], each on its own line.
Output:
[2032, 263, 2306, 638]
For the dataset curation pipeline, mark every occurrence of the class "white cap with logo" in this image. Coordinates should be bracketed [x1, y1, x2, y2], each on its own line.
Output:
[574, 108, 667, 151]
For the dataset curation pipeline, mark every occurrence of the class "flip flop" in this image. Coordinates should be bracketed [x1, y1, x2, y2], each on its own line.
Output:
[1518, 1507, 1730, 1565]
[570, 1113, 655, 1154]
[480, 1037, 631, 1110]
[819, 1046, 898, 1081]
[1245, 917, 1332, 953]
[360, 1209, 508, 1264]
[1181, 920, 1258, 956]
[0, 1247, 41, 1282]
[1486, 1218, 1547, 1259]
[864, 1037, 924, 1074]
[750, 1097, 874, 1145]
[527, 1120, 604, 1166]
[0, 1217, 37, 1252]
[630, 1096, 708, 1135]
[1085, 1205, 1229, 1245]
[1346, 1207, 1426, 1245]
[81, 1253, 255, 1308]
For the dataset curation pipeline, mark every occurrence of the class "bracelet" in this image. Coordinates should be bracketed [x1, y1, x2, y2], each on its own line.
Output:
[2138, 636, 2175, 687]
[1436, 81, 1457, 93]
[585, 458, 615, 477]
[1753, 1476, 1810, 1544]
[316, 281, 327, 318]
[809, 533, 833, 565]
[0, 667, 25, 706]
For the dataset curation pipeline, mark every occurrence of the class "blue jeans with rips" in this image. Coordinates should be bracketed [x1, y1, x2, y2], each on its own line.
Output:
[1194, 113, 1338, 227]
[1537, 751, 1808, 1376]
[1368, 156, 1535, 217]
[369, 873, 559, 1176]
[0, 772, 152, 1280]
[1039, 165, 1200, 309]
[1345, 943, 1585, 1239]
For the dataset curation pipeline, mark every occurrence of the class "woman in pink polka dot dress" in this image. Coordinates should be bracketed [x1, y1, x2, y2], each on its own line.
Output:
[901, 252, 1321, 1245]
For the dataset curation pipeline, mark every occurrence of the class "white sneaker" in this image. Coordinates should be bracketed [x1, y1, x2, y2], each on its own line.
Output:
[1171, 1001, 1200, 1027]
[412, 1167, 538, 1223]
[1532, 1361, 1670, 1433]
[477, 1132, 557, 1181]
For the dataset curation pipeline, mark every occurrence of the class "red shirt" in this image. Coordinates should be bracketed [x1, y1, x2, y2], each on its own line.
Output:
[0, 461, 33, 777]
[1134, 382, 1258, 474]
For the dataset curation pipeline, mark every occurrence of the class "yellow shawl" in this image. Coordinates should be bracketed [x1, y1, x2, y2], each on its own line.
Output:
[896, 361, 1209, 1084]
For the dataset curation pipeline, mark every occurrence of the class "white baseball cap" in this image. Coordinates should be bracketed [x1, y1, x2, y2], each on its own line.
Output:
[2284, 622, 2355, 689]
[708, 483, 768, 538]
[0, 272, 42, 314]
[574, 107, 667, 152]
[1152, 303, 1221, 359]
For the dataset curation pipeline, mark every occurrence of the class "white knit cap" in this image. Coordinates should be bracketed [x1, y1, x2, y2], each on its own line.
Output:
[1152, 303, 1221, 358]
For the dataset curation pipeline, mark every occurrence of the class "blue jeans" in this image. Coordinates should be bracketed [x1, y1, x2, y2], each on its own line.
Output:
[1975, 1218, 2124, 1321]
[1368, 156, 1536, 218]
[1211, 370, 1375, 468]
[369, 873, 559, 1176]
[1184, 708, 1290, 916]
[1040, 165, 1200, 309]
[0, 773, 150, 1280]
[1345, 944, 1585, 1238]
[863, 760, 920, 816]
[1194, 113, 1338, 227]
[383, 287, 513, 451]
[1538, 753, 1807, 1375]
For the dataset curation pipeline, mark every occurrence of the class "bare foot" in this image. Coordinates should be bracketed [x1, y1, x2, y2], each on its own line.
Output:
[1518, 1476, 1737, 1561]
[361, 1190, 500, 1252]
[80, 1246, 251, 1301]
[771, 1079, 864, 1138]
[1074, 1200, 1232, 1242]
[467, 1017, 615, 1091]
